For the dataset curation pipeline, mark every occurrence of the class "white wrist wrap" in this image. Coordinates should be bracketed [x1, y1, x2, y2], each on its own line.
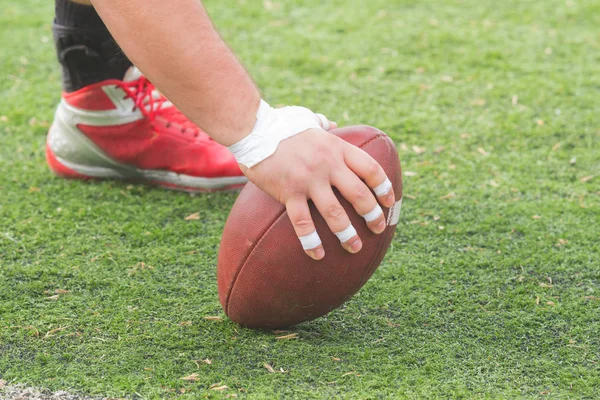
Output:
[228, 100, 330, 168]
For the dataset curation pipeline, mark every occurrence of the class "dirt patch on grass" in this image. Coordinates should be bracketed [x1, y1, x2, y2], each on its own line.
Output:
[0, 381, 107, 400]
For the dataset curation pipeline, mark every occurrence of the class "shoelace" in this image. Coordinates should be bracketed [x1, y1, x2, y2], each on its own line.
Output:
[120, 76, 211, 140]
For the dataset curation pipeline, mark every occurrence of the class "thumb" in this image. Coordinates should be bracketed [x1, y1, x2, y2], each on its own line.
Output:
[315, 113, 338, 131]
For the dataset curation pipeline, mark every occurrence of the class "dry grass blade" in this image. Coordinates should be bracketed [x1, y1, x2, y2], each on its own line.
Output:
[12, 325, 40, 337]
[552, 142, 561, 151]
[275, 333, 299, 340]
[43, 326, 69, 339]
[263, 363, 275, 373]
[204, 316, 223, 321]
[440, 192, 456, 200]
[412, 145, 426, 154]
[184, 212, 200, 221]
[181, 373, 200, 381]
[580, 175, 594, 183]
[211, 385, 228, 391]
[477, 147, 489, 156]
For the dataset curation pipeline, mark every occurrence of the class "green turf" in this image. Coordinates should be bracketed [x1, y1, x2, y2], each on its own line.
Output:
[1, 0, 599, 398]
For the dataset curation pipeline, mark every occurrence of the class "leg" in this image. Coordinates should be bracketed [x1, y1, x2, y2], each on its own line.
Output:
[47, 0, 246, 191]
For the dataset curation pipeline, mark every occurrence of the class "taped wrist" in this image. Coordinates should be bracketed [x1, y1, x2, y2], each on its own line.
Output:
[228, 100, 330, 168]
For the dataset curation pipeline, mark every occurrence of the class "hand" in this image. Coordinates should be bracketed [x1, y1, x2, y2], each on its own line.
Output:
[241, 125, 396, 261]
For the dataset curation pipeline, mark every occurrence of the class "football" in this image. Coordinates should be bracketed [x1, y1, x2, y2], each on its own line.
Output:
[217, 125, 403, 329]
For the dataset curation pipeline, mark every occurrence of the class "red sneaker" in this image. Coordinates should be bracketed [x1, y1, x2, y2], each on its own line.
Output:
[46, 67, 247, 192]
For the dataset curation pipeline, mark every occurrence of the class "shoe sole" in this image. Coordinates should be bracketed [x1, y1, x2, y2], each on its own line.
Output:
[46, 108, 247, 193]
[45, 142, 246, 193]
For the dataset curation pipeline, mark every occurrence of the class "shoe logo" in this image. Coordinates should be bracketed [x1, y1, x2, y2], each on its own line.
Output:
[60, 85, 145, 127]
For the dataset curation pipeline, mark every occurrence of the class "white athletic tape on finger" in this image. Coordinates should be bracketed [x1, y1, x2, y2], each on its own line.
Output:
[373, 177, 393, 196]
[228, 100, 332, 168]
[316, 113, 330, 130]
[298, 231, 322, 250]
[362, 204, 383, 222]
[334, 224, 357, 243]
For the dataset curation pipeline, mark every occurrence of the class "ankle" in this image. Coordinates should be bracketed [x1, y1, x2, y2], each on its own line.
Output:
[53, 0, 132, 92]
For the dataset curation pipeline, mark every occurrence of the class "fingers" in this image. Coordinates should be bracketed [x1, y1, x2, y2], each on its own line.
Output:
[332, 169, 387, 234]
[310, 187, 362, 254]
[286, 197, 325, 260]
[343, 145, 395, 208]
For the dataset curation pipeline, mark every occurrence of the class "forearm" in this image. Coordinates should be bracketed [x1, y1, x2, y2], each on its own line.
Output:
[90, 0, 260, 145]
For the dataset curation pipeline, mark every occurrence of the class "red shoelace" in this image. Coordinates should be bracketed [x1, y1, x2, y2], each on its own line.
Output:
[120, 76, 210, 140]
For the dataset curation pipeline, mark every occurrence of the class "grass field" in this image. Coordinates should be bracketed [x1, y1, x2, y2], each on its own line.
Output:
[1, 0, 600, 398]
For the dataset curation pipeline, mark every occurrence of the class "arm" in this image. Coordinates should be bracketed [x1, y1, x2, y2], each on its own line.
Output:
[91, 0, 396, 259]
[90, 0, 259, 145]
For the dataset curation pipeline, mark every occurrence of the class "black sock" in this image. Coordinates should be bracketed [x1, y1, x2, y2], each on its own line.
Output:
[55, 0, 108, 32]
[53, 0, 132, 92]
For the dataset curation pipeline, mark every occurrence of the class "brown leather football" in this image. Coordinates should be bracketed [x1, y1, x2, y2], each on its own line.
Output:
[217, 125, 402, 329]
